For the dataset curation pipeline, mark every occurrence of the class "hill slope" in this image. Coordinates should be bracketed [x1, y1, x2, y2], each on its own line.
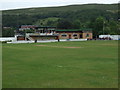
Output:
[2, 4, 119, 37]
[2, 4, 118, 15]
[2, 4, 118, 26]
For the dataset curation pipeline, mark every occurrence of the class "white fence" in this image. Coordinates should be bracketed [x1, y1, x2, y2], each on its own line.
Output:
[7, 39, 87, 44]
[0, 37, 15, 41]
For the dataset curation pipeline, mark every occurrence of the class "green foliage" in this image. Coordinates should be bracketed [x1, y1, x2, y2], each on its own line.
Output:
[34, 17, 59, 26]
[72, 20, 81, 29]
[94, 16, 105, 37]
[57, 19, 73, 29]
[2, 28, 15, 37]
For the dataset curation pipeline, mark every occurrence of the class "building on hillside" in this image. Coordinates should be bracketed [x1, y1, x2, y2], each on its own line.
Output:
[15, 26, 93, 41]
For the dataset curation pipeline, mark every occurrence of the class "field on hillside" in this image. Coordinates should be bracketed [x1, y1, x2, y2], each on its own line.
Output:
[2, 40, 118, 88]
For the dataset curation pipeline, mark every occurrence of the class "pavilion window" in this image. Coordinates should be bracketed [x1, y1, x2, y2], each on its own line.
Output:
[73, 34, 77, 37]
[61, 34, 67, 37]
[86, 34, 89, 37]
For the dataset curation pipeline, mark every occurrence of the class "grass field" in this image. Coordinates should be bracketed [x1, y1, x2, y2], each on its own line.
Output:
[2, 40, 118, 88]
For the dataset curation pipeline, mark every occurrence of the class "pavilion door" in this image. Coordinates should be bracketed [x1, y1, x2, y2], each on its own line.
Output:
[56, 36, 59, 40]
[69, 34, 71, 39]
[79, 34, 83, 38]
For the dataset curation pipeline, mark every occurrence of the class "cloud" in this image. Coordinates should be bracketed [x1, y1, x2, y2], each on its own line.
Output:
[1, 0, 118, 3]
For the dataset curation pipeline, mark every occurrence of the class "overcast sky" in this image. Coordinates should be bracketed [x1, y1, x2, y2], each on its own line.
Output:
[0, 0, 119, 10]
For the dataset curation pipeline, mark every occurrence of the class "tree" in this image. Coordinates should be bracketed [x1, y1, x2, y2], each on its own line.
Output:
[2, 28, 15, 37]
[109, 20, 119, 35]
[57, 19, 73, 29]
[72, 20, 81, 29]
[93, 16, 105, 38]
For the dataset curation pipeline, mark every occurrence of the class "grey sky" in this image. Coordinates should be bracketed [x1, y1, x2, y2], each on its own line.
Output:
[0, 0, 118, 10]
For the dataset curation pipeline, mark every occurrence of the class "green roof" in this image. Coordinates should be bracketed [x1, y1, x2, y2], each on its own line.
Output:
[56, 28, 92, 31]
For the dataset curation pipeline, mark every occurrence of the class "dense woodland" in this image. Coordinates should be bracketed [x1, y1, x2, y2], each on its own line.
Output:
[2, 4, 120, 38]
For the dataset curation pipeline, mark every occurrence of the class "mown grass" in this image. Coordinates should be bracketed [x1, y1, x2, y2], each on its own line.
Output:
[2, 40, 118, 88]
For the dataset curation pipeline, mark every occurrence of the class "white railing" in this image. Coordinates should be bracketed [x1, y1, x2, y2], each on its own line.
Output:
[26, 33, 34, 41]
[40, 33, 46, 35]
[26, 33, 56, 36]
[40, 33, 54, 35]
[26, 33, 40, 36]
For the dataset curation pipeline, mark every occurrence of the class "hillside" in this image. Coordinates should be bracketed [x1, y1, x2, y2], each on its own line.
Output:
[2, 4, 118, 15]
[2, 4, 118, 25]
[2, 4, 119, 37]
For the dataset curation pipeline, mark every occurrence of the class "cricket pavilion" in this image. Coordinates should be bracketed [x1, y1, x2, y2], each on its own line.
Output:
[15, 25, 93, 41]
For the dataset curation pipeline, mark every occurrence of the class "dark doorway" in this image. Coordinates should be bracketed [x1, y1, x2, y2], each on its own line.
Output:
[69, 34, 71, 39]
[79, 34, 83, 38]
[17, 36, 25, 41]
